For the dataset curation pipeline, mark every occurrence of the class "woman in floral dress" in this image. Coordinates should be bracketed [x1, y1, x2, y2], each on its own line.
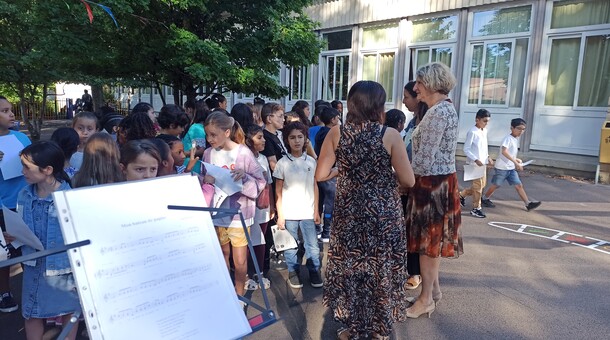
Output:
[316, 80, 415, 339]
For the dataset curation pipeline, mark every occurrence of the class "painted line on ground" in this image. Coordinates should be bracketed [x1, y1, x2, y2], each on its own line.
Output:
[488, 222, 610, 255]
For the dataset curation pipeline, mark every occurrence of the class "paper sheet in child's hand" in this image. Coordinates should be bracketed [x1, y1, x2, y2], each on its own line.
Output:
[521, 160, 535, 166]
[463, 163, 486, 181]
[0, 134, 25, 180]
[2, 206, 44, 251]
[201, 162, 243, 195]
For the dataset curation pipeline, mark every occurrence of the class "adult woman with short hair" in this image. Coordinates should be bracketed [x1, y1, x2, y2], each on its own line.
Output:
[406, 62, 463, 318]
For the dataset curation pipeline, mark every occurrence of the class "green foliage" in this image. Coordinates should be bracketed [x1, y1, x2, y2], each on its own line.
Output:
[0, 0, 322, 105]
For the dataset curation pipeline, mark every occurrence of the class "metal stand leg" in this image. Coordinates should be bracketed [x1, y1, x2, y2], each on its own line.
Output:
[57, 307, 82, 340]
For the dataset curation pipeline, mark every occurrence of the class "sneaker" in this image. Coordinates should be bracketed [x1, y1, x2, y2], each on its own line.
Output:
[526, 201, 541, 211]
[0, 292, 18, 313]
[255, 275, 271, 289]
[459, 194, 465, 207]
[309, 270, 323, 288]
[470, 208, 486, 218]
[244, 278, 259, 291]
[320, 232, 330, 243]
[288, 271, 303, 289]
[481, 198, 496, 208]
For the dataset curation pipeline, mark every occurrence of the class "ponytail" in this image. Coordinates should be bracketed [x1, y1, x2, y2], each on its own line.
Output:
[231, 121, 245, 145]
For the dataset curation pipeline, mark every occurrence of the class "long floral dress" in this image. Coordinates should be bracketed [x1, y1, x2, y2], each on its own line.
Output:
[323, 122, 409, 338]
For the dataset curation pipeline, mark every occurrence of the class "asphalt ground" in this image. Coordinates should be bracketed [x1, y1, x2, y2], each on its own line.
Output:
[1, 120, 609, 339]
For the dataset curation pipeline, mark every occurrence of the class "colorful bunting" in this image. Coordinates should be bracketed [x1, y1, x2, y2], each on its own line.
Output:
[80, 0, 93, 24]
[79, 0, 119, 28]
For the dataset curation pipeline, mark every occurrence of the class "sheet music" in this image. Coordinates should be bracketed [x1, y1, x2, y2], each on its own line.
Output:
[201, 162, 242, 195]
[55, 174, 251, 340]
[463, 163, 486, 181]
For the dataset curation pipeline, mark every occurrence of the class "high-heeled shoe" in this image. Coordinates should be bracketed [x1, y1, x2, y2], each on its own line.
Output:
[336, 327, 350, 340]
[406, 301, 435, 318]
[372, 332, 389, 340]
[433, 292, 442, 306]
[406, 292, 442, 306]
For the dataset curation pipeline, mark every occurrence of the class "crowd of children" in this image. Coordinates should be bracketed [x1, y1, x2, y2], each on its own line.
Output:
[0, 88, 543, 338]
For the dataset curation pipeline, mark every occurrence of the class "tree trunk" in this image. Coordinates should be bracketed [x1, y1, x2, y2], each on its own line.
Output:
[91, 85, 104, 112]
[154, 81, 166, 106]
[29, 84, 41, 140]
[184, 83, 197, 104]
[17, 82, 31, 137]
[172, 85, 181, 106]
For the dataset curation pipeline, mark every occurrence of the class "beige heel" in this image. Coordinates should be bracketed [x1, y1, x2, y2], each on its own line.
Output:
[406, 301, 435, 318]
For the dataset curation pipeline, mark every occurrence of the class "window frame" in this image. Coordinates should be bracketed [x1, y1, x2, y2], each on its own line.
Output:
[466, 37, 529, 108]
[539, 0, 610, 110]
[288, 65, 314, 101]
[318, 50, 351, 102]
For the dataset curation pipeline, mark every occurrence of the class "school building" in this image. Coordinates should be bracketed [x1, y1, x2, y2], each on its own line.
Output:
[121, 0, 610, 175]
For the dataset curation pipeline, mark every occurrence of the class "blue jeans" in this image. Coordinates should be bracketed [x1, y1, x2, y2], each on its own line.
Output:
[284, 219, 320, 273]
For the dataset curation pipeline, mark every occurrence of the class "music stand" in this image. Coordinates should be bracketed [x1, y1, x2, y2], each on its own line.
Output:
[167, 205, 277, 333]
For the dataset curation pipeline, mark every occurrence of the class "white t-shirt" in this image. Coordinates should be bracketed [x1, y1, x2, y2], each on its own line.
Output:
[210, 147, 239, 171]
[463, 126, 489, 165]
[254, 153, 273, 225]
[210, 147, 253, 227]
[495, 134, 519, 170]
[273, 153, 317, 220]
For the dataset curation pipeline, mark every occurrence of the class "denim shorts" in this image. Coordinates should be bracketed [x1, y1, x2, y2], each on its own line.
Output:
[491, 169, 522, 186]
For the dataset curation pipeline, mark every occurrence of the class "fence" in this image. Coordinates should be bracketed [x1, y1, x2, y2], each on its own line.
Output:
[11, 99, 130, 122]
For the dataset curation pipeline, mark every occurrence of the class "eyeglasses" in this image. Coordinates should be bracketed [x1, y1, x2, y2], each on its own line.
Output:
[513, 126, 526, 131]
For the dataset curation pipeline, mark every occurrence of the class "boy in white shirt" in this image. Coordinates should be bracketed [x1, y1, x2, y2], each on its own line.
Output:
[482, 118, 541, 211]
[460, 109, 493, 218]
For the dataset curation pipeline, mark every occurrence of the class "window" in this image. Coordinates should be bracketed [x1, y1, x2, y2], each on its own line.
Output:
[321, 55, 350, 101]
[362, 53, 395, 101]
[545, 34, 610, 107]
[413, 46, 453, 70]
[361, 25, 398, 101]
[466, 6, 531, 107]
[321, 30, 352, 101]
[551, 0, 610, 29]
[544, 0, 610, 107]
[472, 5, 532, 37]
[323, 30, 352, 51]
[409, 15, 457, 80]
[412, 16, 457, 42]
[468, 39, 528, 106]
[289, 66, 313, 100]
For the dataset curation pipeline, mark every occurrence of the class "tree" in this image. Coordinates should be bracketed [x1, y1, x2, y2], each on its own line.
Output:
[65, 0, 322, 103]
[114, 0, 323, 103]
[0, 1, 67, 139]
[0, 0, 322, 138]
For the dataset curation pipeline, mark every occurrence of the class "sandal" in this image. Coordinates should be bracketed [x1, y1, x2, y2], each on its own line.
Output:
[244, 278, 259, 291]
[336, 327, 350, 340]
[405, 275, 421, 290]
